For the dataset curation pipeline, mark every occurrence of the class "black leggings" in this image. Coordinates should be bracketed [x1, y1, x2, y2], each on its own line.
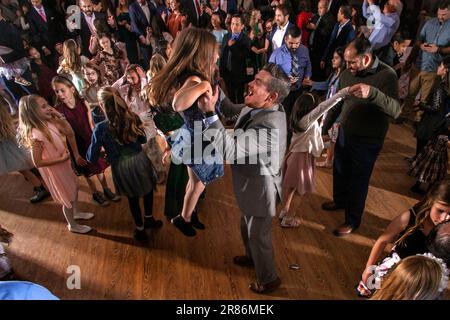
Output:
[127, 191, 154, 227]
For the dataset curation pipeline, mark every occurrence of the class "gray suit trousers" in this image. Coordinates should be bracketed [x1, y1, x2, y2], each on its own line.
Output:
[240, 216, 278, 284]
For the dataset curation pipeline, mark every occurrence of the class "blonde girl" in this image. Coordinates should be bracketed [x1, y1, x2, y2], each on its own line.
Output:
[371, 254, 449, 300]
[0, 96, 49, 203]
[18, 94, 94, 233]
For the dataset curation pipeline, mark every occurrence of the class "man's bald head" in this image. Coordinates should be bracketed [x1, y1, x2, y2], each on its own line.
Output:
[318, 0, 329, 17]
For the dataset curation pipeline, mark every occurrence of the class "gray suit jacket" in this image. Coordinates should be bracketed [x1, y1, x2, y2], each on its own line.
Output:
[203, 95, 287, 218]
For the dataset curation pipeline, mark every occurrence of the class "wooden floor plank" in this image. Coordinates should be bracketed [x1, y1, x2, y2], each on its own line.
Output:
[0, 123, 431, 299]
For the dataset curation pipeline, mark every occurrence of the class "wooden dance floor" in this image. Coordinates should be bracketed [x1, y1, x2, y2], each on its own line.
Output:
[0, 123, 422, 299]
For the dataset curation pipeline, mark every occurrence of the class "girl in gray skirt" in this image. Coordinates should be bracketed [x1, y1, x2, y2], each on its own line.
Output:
[87, 87, 162, 242]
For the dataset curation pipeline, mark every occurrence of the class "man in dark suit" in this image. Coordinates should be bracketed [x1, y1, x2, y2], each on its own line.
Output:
[28, 0, 65, 68]
[129, 0, 160, 69]
[219, 0, 238, 14]
[308, 0, 336, 82]
[67, 0, 110, 58]
[327, 0, 349, 17]
[181, 0, 200, 27]
[320, 5, 355, 74]
[220, 14, 251, 104]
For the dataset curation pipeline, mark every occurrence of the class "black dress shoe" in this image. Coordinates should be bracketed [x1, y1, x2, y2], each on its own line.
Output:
[190, 210, 205, 230]
[233, 255, 254, 267]
[333, 224, 355, 237]
[249, 277, 281, 294]
[321, 201, 344, 211]
[171, 215, 196, 237]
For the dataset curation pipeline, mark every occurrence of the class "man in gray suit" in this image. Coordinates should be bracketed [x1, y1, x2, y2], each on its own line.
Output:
[198, 63, 290, 294]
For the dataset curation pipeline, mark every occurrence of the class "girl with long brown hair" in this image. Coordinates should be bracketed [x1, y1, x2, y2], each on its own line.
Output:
[57, 39, 89, 93]
[87, 87, 162, 242]
[113, 64, 166, 183]
[82, 62, 106, 125]
[52, 75, 119, 206]
[148, 27, 224, 237]
[358, 179, 450, 297]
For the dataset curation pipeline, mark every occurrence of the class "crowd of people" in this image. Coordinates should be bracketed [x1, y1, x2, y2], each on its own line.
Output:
[1, 0, 450, 299]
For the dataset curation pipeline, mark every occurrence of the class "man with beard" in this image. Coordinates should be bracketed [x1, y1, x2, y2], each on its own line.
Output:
[269, 25, 311, 139]
[67, 0, 111, 58]
[321, 37, 401, 236]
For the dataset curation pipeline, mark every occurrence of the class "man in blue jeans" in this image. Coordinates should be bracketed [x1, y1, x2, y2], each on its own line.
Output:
[321, 37, 401, 236]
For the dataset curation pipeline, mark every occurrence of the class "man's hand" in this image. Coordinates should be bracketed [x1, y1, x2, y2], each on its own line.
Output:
[302, 78, 313, 86]
[421, 43, 438, 53]
[349, 83, 372, 99]
[289, 76, 299, 85]
[307, 22, 316, 30]
[228, 39, 236, 47]
[198, 86, 219, 113]
[426, 44, 439, 53]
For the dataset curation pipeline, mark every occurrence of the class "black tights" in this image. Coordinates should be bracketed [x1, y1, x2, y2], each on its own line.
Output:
[127, 190, 154, 228]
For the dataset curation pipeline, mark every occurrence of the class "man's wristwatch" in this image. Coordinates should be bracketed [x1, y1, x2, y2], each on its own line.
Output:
[204, 111, 217, 117]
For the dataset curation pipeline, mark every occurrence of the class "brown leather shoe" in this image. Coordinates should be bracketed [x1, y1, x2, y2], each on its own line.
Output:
[233, 255, 254, 267]
[333, 224, 354, 237]
[321, 201, 345, 211]
[249, 277, 281, 294]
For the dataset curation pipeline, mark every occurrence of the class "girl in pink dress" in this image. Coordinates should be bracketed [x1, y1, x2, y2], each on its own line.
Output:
[18, 94, 94, 234]
[52, 75, 120, 206]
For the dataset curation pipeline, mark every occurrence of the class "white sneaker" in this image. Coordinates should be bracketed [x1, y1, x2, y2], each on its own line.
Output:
[68, 224, 92, 234]
[74, 212, 94, 220]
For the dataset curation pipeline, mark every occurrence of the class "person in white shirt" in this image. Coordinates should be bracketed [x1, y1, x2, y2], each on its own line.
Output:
[271, 4, 290, 51]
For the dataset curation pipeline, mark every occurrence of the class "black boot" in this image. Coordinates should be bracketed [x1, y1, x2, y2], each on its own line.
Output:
[190, 210, 205, 230]
[171, 215, 196, 237]
[30, 186, 50, 203]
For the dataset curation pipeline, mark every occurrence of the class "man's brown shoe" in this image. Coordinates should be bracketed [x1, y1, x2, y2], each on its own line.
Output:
[321, 201, 344, 211]
[233, 255, 254, 267]
[249, 277, 281, 294]
[333, 224, 354, 237]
